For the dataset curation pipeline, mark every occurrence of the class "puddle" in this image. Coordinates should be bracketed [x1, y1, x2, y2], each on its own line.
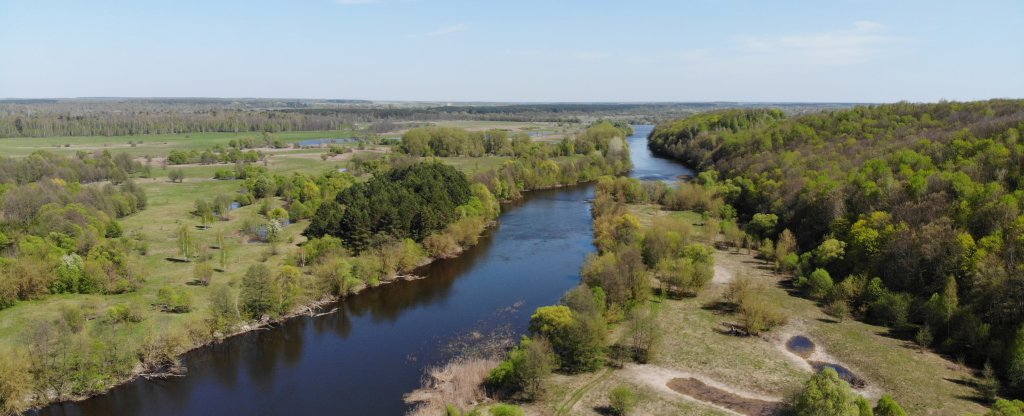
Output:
[667, 378, 781, 416]
[785, 335, 815, 358]
[809, 361, 865, 388]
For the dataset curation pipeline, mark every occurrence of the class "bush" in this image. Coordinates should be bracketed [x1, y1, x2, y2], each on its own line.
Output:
[806, 268, 834, 300]
[739, 294, 787, 335]
[193, 262, 214, 286]
[869, 292, 911, 327]
[106, 303, 144, 323]
[489, 404, 524, 416]
[627, 306, 660, 363]
[486, 337, 554, 399]
[873, 394, 908, 416]
[529, 305, 605, 373]
[156, 286, 193, 313]
[788, 367, 859, 416]
[609, 385, 638, 415]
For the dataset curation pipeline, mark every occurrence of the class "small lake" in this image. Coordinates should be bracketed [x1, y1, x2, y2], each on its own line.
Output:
[37, 125, 686, 416]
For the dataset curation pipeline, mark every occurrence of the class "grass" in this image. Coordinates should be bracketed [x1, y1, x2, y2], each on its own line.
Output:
[0, 121, 565, 358]
[0, 130, 358, 158]
[531, 205, 989, 416]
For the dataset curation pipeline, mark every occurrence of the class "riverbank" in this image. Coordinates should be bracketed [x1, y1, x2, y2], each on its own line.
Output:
[23, 171, 620, 416]
[530, 201, 988, 416]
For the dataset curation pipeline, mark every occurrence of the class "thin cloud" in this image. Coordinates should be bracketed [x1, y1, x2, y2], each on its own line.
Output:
[408, 24, 468, 39]
[737, 21, 896, 66]
[572, 52, 609, 60]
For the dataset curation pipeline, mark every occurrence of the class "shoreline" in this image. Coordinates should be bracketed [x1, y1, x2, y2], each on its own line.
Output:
[26, 170, 623, 413]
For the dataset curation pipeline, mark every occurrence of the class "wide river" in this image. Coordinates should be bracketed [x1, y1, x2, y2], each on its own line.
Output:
[38, 125, 692, 416]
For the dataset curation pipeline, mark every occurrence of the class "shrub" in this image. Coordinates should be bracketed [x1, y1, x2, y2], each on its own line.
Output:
[489, 404, 524, 416]
[627, 306, 660, 363]
[609, 385, 638, 415]
[788, 367, 859, 416]
[106, 303, 144, 323]
[193, 262, 214, 286]
[873, 394, 908, 416]
[826, 300, 849, 322]
[486, 337, 554, 399]
[529, 305, 605, 372]
[424, 232, 460, 258]
[807, 268, 834, 300]
[739, 294, 787, 335]
[156, 286, 193, 313]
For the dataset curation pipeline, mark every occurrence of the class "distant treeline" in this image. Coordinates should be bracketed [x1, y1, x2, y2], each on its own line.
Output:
[0, 99, 856, 138]
[649, 100, 1024, 392]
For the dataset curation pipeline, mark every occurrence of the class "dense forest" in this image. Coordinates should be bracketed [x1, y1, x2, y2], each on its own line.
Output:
[648, 100, 1024, 394]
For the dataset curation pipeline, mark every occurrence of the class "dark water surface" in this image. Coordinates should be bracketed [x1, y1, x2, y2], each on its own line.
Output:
[39, 125, 679, 416]
[785, 335, 816, 358]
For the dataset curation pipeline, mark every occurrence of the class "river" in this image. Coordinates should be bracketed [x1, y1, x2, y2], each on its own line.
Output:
[37, 125, 692, 416]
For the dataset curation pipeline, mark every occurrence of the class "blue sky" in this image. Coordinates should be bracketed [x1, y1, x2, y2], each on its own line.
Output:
[1, 0, 1021, 102]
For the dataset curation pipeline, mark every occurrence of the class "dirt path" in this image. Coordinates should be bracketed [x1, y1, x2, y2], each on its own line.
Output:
[618, 364, 782, 416]
[712, 264, 734, 285]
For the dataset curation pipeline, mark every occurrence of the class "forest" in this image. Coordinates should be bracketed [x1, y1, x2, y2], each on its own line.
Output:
[648, 100, 1024, 397]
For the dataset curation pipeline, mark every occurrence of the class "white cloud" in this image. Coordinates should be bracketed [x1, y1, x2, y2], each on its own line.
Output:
[572, 52, 609, 60]
[737, 21, 896, 66]
[408, 24, 468, 39]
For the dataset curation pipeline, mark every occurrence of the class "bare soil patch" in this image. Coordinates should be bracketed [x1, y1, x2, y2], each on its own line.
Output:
[667, 377, 781, 416]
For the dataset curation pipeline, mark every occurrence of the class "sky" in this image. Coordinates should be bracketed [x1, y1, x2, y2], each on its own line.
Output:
[0, 0, 1022, 102]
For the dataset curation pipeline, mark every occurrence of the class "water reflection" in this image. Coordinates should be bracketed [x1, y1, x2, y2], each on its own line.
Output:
[40, 186, 595, 416]
[627, 124, 695, 182]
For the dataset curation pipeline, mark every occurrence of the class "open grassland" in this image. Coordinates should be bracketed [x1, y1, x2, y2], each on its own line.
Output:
[0, 130, 362, 158]
[0, 174, 308, 355]
[532, 205, 988, 416]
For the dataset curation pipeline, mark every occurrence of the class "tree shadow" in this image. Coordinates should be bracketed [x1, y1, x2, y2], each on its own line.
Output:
[816, 318, 840, 324]
[164, 257, 189, 263]
[592, 405, 617, 416]
[702, 301, 737, 315]
[713, 322, 749, 337]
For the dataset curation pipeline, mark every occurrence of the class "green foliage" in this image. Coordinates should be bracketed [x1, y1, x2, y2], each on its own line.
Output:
[627, 305, 660, 363]
[789, 367, 862, 416]
[529, 305, 605, 373]
[305, 162, 472, 253]
[873, 395, 908, 416]
[608, 385, 639, 415]
[156, 286, 193, 313]
[486, 337, 554, 399]
[649, 101, 1024, 376]
[488, 404, 524, 416]
[239, 264, 281, 319]
[985, 399, 1024, 416]
[806, 268, 834, 300]
[207, 284, 238, 332]
[106, 303, 144, 323]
